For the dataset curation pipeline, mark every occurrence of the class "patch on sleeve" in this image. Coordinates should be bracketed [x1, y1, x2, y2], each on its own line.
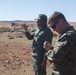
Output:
[53, 41, 66, 54]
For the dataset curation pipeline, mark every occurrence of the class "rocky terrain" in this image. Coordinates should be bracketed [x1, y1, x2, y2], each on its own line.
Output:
[0, 21, 76, 75]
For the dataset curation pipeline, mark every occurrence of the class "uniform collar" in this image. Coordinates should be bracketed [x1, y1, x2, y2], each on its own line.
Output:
[61, 26, 74, 35]
[39, 24, 47, 30]
[59, 26, 74, 38]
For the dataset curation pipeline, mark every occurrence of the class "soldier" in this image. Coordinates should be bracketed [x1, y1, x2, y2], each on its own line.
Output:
[43, 11, 76, 75]
[21, 14, 53, 75]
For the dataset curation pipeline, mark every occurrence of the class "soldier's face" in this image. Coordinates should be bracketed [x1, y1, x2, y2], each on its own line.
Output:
[49, 20, 59, 29]
[37, 19, 46, 29]
[49, 20, 61, 33]
[37, 20, 41, 25]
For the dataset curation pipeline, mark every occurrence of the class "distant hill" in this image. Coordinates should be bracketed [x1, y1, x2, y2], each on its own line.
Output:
[0, 20, 36, 28]
[0, 20, 35, 22]
[0, 21, 76, 29]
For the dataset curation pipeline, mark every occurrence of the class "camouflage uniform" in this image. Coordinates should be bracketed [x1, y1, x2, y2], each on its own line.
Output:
[45, 26, 76, 75]
[25, 26, 53, 75]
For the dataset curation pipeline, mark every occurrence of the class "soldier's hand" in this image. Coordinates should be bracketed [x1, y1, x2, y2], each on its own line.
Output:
[43, 41, 52, 50]
[21, 23, 28, 30]
[41, 59, 47, 69]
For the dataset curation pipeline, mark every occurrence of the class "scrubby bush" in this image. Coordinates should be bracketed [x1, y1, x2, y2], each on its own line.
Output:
[0, 27, 11, 32]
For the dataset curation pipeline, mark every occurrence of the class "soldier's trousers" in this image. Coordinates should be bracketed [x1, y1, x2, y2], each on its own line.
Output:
[32, 54, 46, 75]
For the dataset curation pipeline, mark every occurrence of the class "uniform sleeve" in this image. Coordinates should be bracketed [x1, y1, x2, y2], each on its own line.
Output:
[25, 31, 34, 40]
[43, 29, 53, 59]
[44, 28, 53, 44]
[44, 41, 68, 61]
[52, 41, 70, 62]
[52, 33, 76, 64]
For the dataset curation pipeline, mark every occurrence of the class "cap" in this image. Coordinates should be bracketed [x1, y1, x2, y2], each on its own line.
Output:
[35, 14, 47, 21]
[48, 11, 63, 23]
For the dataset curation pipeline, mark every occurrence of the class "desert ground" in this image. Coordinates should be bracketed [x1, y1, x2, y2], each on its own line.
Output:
[0, 21, 76, 75]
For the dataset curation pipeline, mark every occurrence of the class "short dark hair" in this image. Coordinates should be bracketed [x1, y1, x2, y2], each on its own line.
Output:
[48, 11, 67, 23]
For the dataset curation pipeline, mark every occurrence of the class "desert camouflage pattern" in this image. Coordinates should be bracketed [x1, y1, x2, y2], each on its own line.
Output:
[46, 26, 76, 75]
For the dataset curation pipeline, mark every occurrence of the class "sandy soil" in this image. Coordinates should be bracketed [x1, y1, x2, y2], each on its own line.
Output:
[0, 32, 52, 75]
[0, 22, 76, 75]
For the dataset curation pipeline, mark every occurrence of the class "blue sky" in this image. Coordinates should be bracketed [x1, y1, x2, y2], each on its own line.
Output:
[0, 0, 76, 22]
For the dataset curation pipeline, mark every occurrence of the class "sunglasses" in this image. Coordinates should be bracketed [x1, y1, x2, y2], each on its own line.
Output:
[51, 20, 59, 29]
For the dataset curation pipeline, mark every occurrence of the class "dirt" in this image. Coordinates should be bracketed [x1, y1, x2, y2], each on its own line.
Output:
[0, 22, 75, 75]
[0, 42, 34, 75]
[0, 42, 51, 75]
[0, 32, 51, 75]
